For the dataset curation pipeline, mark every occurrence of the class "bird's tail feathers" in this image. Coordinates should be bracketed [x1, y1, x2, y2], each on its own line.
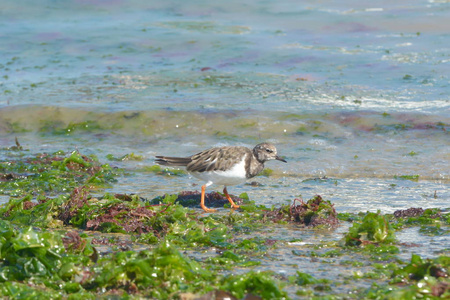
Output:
[155, 156, 191, 166]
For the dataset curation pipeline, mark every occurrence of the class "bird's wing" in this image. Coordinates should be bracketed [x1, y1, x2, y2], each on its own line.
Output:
[187, 146, 249, 172]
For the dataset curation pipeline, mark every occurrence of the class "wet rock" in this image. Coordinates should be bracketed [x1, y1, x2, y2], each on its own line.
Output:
[172, 190, 244, 208]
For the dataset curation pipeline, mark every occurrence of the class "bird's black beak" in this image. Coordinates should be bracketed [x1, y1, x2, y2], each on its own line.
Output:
[276, 156, 287, 163]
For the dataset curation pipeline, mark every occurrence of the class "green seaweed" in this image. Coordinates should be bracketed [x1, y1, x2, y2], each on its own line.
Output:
[0, 220, 93, 286]
[219, 270, 288, 299]
[0, 150, 119, 197]
[386, 254, 450, 299]
[206, 250, 260, 269]
[0, 194, 65, 228]
[259, 168, 274, 177]
[1, 148, 449, 299]
[143, 165, 187, 176]
[406, 151, 418, 156]
[0, 212, 289, 299]
[290, 271, 330, 285]
[344, 211, 396, 246]
[394, 174, 420, 181]
[41, 120, 103, 135]
[391, 208, 445, 233]
[373, 123, 413, 133]
[106, 153, 144, 161]
[0, 221, 209, 298]
[93, 240, 214, 298]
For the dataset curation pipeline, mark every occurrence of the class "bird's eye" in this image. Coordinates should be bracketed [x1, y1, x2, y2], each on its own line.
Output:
[265, 149, 273, 153]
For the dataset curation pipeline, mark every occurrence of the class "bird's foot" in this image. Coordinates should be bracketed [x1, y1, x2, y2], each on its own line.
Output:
[201, 207, 217, 213]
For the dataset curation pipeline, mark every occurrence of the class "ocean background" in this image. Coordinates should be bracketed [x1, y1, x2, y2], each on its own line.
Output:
[1, 0, 449, 214]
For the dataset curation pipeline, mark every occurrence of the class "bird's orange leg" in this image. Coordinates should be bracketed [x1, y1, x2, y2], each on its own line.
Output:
[200, 185, 216, 213]
[223, 187, 240, 209]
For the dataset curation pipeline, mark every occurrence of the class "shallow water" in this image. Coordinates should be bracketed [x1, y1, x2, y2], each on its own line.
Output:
[2, 1, 450, 113]
[0, 0, 449, 296]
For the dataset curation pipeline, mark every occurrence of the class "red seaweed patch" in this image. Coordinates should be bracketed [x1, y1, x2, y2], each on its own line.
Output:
[85, 204, 156, 233]
[57, 187, 165, 235]
[264, 195, 339, 227]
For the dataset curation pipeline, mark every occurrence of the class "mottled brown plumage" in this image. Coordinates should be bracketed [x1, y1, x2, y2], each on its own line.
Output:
[155, 143, 286, 212]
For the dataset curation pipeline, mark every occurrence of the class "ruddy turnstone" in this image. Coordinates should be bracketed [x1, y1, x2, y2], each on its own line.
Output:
[155, 142, 286, 212]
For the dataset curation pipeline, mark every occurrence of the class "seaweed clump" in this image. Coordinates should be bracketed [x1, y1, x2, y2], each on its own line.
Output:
[264, 195, 339, 228]
[58, 187, 157, 233]
[393, 207, 425, 218]
[0, 218, 287, 299]
[0, 150, 119, 197]
[344, 211, 396, 246]
[389, 254, 449, 298]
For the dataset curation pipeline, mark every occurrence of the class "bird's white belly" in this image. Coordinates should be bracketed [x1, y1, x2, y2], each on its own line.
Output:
[190, 158, 247, 187]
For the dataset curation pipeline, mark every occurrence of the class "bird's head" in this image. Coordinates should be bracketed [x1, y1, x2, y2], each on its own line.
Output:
[253, 143, 287, 163]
